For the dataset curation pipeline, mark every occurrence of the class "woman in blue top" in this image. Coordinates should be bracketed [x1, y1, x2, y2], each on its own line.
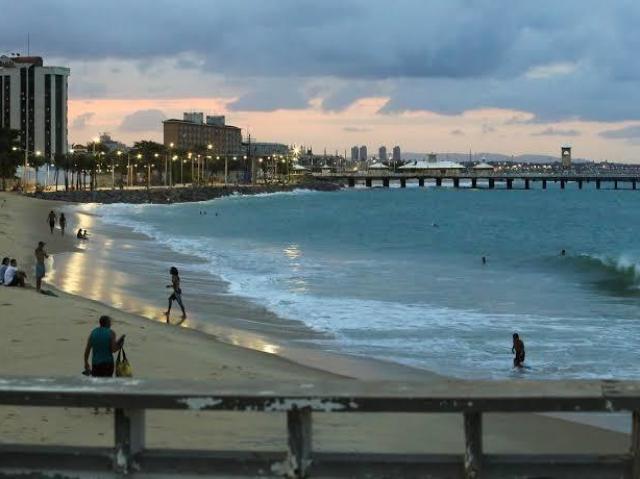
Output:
[83, 315, 125, 377]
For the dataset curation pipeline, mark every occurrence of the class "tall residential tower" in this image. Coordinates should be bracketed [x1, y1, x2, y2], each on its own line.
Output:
[0, 55, 70, 159]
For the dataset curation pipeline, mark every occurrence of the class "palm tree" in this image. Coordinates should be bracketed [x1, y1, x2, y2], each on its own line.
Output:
[0, 127, 21, 191]
[131, 140, 165, 189]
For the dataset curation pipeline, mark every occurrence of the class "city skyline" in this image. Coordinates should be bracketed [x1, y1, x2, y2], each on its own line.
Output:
[3, 1, 640, 161]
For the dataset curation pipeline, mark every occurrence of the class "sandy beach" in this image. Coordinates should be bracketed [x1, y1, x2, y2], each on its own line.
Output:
[0, 191, 631, 457]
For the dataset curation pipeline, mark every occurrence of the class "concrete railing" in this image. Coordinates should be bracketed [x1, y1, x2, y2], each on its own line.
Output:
[1, 377, 639, 478]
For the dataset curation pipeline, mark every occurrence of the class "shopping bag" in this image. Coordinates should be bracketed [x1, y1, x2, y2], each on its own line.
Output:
[115, 348, 133, 378]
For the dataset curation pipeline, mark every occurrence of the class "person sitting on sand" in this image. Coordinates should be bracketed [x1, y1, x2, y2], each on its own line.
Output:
[512, 333, 525, 368]
[0, 257, 9, 285]
[76, 228, 88, 240]
[83, 229, 89, 239]
[83, 315, 125, 378]
[47, 210, 57, 234]
[34, 241, 49, 293]
[59, 213, 67, 236]
[3, 259, 26, 287]
[165, 266, 187, 323]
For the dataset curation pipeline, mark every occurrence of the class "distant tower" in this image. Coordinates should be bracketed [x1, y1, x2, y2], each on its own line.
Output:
[359, 145, 368, 162]
[378, 146, 387, 163]
[392, 146, 401, 162]
[561, 146, 572, 169]
[350, 146, 359, 162]
[428, 153, 437, 163]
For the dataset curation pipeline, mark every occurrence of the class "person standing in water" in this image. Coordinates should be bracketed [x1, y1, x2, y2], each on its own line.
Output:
[512, 333, 525, 368]
[47, 210, 57, 234]
[165, 266, 187, 323]
[59, 213, 67, 236]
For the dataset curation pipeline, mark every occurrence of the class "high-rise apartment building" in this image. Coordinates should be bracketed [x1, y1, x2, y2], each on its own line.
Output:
[350, 146, 359, 162]
[163, 112, 242, 155]
[392, 145, 401, 162]
[378, 146, 387, 162]
[561, 146, 571, 169]
[0, 55, 70, 159]
[359, 145, 368, 162]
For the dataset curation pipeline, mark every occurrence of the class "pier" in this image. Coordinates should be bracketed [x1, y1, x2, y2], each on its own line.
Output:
[2, 377, 640, 478]
[314, 172, 640, 190]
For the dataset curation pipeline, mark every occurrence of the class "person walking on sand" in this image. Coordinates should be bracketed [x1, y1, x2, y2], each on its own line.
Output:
[47, 210, 57, 234]
[34, 241, 48, 293]
[165, 266, 187, 323]
[512, 333, 525, 368]
[83, 315, 125, 377]
[59, 213, 67, 236]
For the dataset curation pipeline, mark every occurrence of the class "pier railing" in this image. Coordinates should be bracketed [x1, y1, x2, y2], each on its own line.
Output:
[1, 377, 639, 478]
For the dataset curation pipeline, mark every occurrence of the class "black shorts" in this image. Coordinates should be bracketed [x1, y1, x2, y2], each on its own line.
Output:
[91, 362, 114, 378]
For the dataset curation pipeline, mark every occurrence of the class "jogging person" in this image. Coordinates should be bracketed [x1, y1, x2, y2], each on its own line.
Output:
[165, 266, 187, 323]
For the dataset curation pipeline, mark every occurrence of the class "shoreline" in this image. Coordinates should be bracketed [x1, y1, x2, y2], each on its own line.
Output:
[31, 181, 342, 205]
[0, 191, 632, 453]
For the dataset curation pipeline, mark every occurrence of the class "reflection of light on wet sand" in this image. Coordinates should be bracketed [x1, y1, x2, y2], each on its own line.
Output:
[224, 332, 281, 355]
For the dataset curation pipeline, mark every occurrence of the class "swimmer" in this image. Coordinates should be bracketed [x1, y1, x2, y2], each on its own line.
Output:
[512, 333, 525, 368]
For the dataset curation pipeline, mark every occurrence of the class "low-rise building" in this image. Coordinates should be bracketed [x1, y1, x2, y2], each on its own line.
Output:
[163, 112, 242, 155]
[399, 160, 465, 176]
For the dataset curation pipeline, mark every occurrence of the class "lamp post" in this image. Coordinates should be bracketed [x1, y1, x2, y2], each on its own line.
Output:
[12, 146, 41, 192]
[136, 153, 142, 187]
[167, 142, 174, 187]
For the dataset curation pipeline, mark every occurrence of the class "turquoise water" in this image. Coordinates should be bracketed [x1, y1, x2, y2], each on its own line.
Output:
[97, 184, 640, 379]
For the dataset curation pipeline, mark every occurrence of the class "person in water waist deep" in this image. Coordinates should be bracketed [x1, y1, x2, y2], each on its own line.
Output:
[512, 333, 525, 368]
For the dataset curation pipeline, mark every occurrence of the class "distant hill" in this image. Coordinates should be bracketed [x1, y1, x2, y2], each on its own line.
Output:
[400, 152, 586, 164]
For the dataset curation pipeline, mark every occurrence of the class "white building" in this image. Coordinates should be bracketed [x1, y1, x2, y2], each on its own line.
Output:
[399, 160, 465, 176]
[0, 55, 70, 159]
[378, 146, 387, 163]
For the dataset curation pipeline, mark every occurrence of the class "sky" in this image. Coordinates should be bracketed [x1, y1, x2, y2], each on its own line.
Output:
[2, 0, 640, 161]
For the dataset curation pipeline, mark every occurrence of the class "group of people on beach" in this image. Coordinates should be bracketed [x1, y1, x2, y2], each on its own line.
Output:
[0, 257, 27, 287]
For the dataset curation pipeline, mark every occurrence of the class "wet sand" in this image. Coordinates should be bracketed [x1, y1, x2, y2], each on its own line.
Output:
[0, 191, 631, 457]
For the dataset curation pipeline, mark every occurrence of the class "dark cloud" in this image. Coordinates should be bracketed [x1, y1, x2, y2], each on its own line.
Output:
[450, 129, 465, 136]
[119, 109, 166, 132]
[599, 125, 640, 141]
[72, 112, 94, 129]
[2, 1, 640, 120]
[531, 127, 580, 137]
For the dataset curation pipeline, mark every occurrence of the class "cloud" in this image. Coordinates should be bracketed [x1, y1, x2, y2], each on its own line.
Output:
[481, 124, 496, 134]
[119, 109, 166, 132]
[450, 129, 465, 136]
[72, 112, 94, 129]
[532, 127, 581, 137]
[2, 1, 640, 120]
[343, 126, 371, 133]
[599, 125, 640, 141]
[525, 62, 578, 79]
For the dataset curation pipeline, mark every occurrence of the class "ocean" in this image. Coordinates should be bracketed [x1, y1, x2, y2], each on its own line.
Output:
[63, 183, 640, 380]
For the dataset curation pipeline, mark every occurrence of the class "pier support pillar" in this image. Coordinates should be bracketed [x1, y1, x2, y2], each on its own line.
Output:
[471, 178, 477, 189]
[436, 177, 442, 187]
[347, 178, 355, 188]
[615, 180, 618, 190]
[400, 178, 407, 188]
[634, 181, 637, 190]
[382, 178, 389, 188]
[560, 180, 565, 189]
[418, 178, 425, 187]
[453, 178, 460, 188]
[524, 179, 530, 190]
[365, 178, 372, 188]
[506, 179, 513, 190]
[488, 179, 495, 189]
[596, 179, 601, 190]
[542, 180, 547, 189]
[578, 180, 583, 189]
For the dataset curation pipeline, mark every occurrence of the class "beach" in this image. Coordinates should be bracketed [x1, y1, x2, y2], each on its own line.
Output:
[0, 191, 631, 457]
